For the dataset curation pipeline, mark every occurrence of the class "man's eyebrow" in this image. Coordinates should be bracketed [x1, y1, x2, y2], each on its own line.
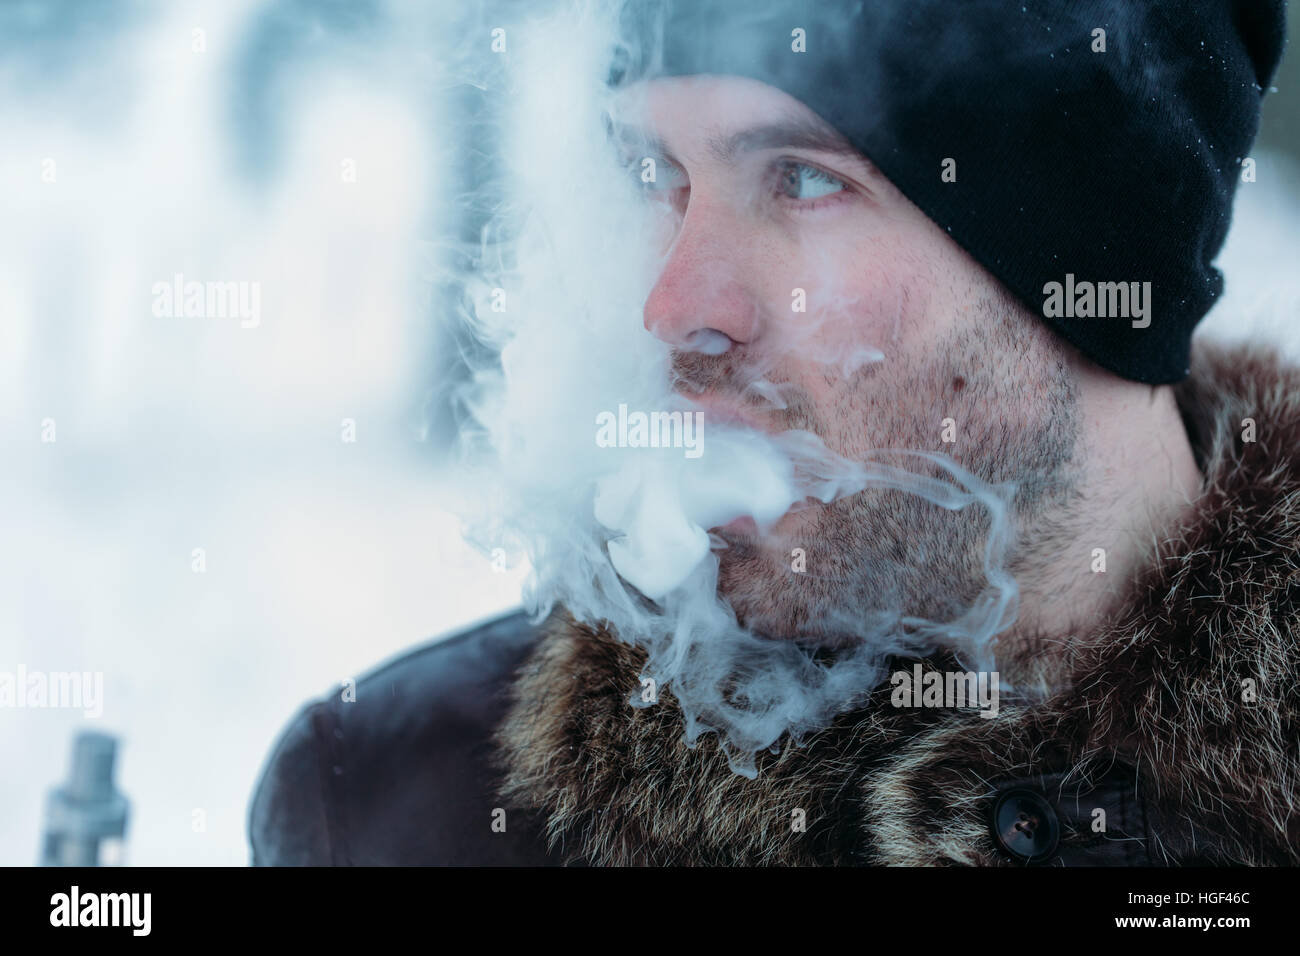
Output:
[605, 115, 867, 168]
[704, 119, 864, 165]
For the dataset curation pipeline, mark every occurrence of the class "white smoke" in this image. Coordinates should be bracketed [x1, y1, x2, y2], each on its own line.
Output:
[445, 0, 1018, 775]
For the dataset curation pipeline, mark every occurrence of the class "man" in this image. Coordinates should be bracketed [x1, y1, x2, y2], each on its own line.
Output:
[248, 0, 1294, 865]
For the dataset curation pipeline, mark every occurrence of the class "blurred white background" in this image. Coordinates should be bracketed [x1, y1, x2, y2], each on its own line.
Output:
[0, 0, 526, 865]
[0, 0, 1297, 865]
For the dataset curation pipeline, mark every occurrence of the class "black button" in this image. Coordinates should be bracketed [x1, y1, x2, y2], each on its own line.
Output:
[990, 788, 1060, 863]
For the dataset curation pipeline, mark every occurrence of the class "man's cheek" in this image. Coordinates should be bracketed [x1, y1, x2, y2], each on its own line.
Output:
[793, 293, 908, 386]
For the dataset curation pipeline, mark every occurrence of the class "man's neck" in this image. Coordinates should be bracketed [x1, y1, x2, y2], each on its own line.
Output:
[1001, 379, 1203, 678]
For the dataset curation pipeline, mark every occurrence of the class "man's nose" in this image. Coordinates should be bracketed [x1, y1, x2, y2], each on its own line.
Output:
[642, 202, 763, 352]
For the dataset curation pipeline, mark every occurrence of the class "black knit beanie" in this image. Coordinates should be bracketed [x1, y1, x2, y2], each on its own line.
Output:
[611, 0, 1287, 384]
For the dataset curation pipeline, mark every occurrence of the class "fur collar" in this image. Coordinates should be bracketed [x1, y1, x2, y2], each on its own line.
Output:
[495, 339, 1300, 865]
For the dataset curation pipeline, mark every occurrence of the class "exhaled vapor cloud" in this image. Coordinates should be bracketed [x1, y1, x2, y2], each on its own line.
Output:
[445, 0, 1018, 775]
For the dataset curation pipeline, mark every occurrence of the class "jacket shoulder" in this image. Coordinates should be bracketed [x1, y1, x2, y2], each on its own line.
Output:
[247, 609, 555, 865]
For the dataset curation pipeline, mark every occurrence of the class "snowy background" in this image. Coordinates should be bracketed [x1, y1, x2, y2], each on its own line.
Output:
[1, 0, 1297, 865]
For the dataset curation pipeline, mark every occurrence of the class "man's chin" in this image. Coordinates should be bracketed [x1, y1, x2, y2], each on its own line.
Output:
[705, 497, 873, 644]
[711, 546, 831, 645]
[720, 592, 862, 649]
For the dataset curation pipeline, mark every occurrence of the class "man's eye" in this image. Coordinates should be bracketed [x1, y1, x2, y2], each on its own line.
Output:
[777, 161, 846, 201]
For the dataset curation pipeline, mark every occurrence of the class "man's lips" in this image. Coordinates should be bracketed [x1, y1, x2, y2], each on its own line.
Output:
[710, 496, 824, 544]
[683, 390, 773, 540]
[676, 389, 773, 434]
[679, 390, 815, 541]
[715, 515, 759, 537]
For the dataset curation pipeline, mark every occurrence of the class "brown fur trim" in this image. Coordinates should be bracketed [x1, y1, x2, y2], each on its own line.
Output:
[495, 339, 1300, 865]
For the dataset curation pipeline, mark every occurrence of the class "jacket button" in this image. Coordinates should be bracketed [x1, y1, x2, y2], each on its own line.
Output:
[990, 789, 1060, 863]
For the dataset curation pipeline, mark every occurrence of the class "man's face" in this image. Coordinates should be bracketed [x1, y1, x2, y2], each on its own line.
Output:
[618, 75, 1082, 645]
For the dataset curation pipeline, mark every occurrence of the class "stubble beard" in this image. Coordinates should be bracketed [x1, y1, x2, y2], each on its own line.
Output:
[702, 295, 1083, 648]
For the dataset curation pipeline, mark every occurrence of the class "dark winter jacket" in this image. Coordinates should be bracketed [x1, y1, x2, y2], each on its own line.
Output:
[248, 340, 1300, 865]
